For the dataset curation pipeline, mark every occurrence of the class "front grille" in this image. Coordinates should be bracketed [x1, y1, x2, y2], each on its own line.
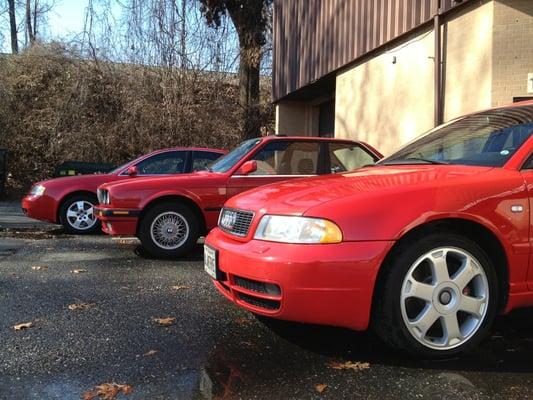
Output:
[238, 293, 280, 311]
[234, 276, 281, 296]
[218, 208, 254, 237]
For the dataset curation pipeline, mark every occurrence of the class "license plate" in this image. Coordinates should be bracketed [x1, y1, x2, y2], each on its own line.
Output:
[204, 245, 219, 280]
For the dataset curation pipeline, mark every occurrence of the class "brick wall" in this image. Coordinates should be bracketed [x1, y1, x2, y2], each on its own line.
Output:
[492, 0, 533, 106]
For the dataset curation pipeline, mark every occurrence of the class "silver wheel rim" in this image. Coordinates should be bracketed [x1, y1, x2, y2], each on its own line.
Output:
[150, 211, 189, 250]
[66, 200, 96, 231]
[400, 247, 489, 351]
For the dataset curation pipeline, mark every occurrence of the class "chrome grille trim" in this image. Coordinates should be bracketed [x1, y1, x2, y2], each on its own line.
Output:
[218, 208, 255, 237]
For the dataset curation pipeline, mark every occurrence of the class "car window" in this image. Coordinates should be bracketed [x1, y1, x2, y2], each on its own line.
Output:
[249, 141, 320, 175]
[135, 151, 187, 175]
[329, 143, 377, 173]
[210, 138, 261, 173]
[192, 151, 223, 172]
[381, 106, 533, 167]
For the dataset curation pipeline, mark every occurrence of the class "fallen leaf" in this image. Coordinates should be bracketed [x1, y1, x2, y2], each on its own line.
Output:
[82, 383, 133, 400]
[143, 350, 158, 357]
[31, 265, 48, 271]
[315, 384, 328, 393]
[327, 361, 370, 371]
[234, 317, 253, 326]
[12, 322, 33, 331]
[68, 302, 95, 311]
[71, 269, 87, 274]
[152, 317, 176, 326]
[170, 285, 190, 291]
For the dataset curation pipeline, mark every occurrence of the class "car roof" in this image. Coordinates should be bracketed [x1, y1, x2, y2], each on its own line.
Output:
[262, 135, 361, 143]
[147, 147, 227, 155]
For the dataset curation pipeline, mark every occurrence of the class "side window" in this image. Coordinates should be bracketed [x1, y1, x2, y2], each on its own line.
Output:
[522, 154, 533, 170]
[329, 143, 376, 173]
[192, 151, 223, 172]
[249, 141, 320, 175]
[135, 151, 187, 175]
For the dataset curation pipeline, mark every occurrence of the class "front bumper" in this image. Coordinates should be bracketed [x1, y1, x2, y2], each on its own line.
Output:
[21, 195, 57, 223]
[205, 227, 394, 331]
[95, 206, 140, 236]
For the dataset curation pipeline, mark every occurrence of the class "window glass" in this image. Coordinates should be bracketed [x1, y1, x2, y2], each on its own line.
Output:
[135, 151, 187, 175]
[249, 141, 319, 175]
[329, 143, 376, 173]
[381, 106, 533, 167]
[210, 139, 261, 173]
[192, 151, 223, 171]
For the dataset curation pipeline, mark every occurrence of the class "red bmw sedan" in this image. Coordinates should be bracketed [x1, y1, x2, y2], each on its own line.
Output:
[205, 102, 533, 357]
[95, 136, 382, 258]
[22, 147, 225, 234]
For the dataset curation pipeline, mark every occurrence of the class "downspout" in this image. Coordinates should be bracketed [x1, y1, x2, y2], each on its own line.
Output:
[434, 2, 443, 126]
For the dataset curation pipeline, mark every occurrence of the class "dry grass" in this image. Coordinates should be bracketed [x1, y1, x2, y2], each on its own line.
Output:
[0, 44, 273, 191]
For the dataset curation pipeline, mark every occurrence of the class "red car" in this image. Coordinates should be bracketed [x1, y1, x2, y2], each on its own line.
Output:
[95, 136, 382, 258]
[205, 102, 533, 357]
[22, 147, 225, 234]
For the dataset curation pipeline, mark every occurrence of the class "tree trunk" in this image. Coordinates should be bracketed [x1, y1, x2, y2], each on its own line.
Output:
[26, 0, 35, 45]
[238, 44, 261, 139]
[8, 0, 18, 53]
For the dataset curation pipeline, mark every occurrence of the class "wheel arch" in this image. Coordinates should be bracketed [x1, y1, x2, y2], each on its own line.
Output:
[372, 218, 510, 318]
[56, 190, 98, 223]
[137, 195, 206, 236]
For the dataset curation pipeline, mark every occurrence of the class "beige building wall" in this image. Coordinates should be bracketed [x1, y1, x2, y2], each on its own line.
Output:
[442, 1, 494, 121]
[492, 0, 533, 107]
[275, 101, 318, 136]
[335, 30, 436, 156]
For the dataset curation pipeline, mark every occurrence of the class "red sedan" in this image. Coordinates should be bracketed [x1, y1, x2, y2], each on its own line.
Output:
[205, 102, 533, 357]
[22, 147, 225, 234]
[95, 136, 382, 258]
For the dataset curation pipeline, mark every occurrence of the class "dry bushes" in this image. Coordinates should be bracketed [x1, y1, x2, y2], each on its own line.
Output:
[0, 44, 274, 191]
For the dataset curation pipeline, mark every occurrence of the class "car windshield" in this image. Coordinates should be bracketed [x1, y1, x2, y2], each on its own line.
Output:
[380, 105, 533, 167]
[109, 160, 135, 174]
[208, 138, 262, 173]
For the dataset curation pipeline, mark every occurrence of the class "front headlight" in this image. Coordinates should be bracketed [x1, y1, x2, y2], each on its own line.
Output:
[254, 215, 343, 244]
[30, 185, 46, 196]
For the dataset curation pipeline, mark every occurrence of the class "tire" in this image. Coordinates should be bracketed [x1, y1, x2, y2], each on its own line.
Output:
[138, 202, 199, 259]
[59, 193, 101, 235]
[373, 232, 499, 358]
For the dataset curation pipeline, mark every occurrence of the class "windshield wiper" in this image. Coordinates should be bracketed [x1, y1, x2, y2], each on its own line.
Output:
[380, 157, 449, 166]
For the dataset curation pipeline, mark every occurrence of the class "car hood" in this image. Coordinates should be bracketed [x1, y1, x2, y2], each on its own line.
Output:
[226, 165, 495, 215]
[34, 173, 113, 189]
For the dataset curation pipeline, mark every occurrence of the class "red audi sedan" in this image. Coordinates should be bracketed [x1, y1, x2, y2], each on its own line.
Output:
[95, 136, 382, 258]
[22, 147, 225, 234]
[205, 102, 533, 357]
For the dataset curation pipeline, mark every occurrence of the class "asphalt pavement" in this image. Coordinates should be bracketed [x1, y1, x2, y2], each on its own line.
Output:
[1, 208, 533, 399]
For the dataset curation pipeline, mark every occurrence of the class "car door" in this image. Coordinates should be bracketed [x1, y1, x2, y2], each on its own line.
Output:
[226, 140, 321, 198]
[327, 141, 380, 173]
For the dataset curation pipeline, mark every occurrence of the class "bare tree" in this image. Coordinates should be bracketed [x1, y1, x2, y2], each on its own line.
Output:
[7, 0, 18, 53]
[199, 0, 273, 139]
[25, 0, 35, 44]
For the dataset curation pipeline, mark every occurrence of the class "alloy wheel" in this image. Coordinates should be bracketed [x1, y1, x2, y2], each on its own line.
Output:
[150, 211, 190, 250]
[66, 200, 97, 231]
[400, 247, 489, 351]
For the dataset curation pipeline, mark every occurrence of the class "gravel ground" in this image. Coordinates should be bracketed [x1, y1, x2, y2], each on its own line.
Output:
[1, 227, 533, 400]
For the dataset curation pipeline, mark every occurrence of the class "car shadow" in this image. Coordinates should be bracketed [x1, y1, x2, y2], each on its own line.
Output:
[134, 243, 204, 262]
[256, 307, 533, 373]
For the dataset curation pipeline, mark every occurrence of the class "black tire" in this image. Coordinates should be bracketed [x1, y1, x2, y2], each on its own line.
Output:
[138, 202, 199, 259]
[373, 232, 499, 358]
[58, 193, 101, 235]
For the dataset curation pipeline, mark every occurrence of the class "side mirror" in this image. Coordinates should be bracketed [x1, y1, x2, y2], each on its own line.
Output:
[236, 160, 257, 176]
[127, 166, 138, 176]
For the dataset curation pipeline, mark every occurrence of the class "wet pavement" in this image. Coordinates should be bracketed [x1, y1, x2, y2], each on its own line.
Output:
[1, 227, 533, 399]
